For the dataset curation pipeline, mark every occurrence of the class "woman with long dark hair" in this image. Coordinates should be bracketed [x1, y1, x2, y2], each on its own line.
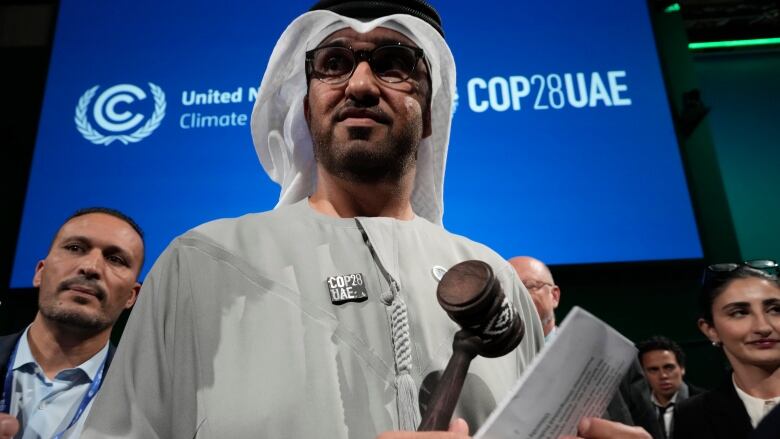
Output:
[673, 261, 780, 439]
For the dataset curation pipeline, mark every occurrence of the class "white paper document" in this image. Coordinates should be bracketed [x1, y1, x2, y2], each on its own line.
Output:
[475, 306, 637, 439]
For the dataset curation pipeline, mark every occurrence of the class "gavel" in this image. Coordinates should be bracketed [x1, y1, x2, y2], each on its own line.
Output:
[418, 260, 525, 431]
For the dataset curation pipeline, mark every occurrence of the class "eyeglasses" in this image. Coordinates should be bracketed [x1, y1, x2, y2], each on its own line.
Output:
[305, 43, 425, 85]
[523, 281, 554, 292]
[703, 259, 779, 283]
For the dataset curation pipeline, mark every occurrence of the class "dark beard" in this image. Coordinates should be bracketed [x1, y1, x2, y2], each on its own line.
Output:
[38, 276, 111, 333]
[39, 304, 111, 333]
[313, 125, 419, 185]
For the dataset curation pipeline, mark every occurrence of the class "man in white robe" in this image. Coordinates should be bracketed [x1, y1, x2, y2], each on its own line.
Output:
[82, 1, 547, 438]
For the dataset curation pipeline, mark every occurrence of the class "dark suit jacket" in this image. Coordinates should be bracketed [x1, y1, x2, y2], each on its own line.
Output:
[751, 402, 780, 439]
[0, 332, 25, 381]
[628, 378, 704, 439]
[672, 375, 753, 439]
[1, 331, 116, 387]
[603, 358, 645, 426]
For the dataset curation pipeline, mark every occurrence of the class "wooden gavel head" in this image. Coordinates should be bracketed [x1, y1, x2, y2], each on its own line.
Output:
[436, 260, 525, 358]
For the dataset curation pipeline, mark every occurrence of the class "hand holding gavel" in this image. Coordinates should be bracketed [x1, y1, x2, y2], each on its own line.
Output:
[418, 260, 525, 431]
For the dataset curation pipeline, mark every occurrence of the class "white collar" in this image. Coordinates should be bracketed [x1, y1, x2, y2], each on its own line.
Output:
[13, 326, 109, 382]
[732, 374, 780, 428]
[544, 325, 558, 342]
[651, 390, 679, 408]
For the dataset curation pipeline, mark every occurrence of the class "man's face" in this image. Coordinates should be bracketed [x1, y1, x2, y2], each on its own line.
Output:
[33, 213, 143, 333]
[640, 350, 685, 401]
[304, 27, 432, 184]
[511, 259, 560, 330]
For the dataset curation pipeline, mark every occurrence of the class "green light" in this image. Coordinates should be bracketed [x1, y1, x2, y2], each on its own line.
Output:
[689, 38, 780, 50]
[664, 3, 680, 13]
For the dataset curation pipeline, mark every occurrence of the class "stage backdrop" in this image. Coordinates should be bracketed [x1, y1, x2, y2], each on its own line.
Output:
[10, 0, 702, 287]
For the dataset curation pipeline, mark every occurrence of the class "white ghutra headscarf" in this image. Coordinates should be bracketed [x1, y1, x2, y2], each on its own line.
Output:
[250, 10, 456, 225]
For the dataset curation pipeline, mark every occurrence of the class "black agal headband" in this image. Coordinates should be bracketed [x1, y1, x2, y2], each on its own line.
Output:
[309, 0, 445, 37]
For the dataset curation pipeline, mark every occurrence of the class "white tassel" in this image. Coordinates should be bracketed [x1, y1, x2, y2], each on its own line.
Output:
[396, 371, 421, 431]
[354, 220, 421, 430]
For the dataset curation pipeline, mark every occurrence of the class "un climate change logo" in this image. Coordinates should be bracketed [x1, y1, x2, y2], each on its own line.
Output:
[75, 83, 166, 145]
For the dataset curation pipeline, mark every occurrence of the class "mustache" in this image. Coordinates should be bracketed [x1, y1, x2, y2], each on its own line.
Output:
[58, 277, 106, 301]
[335, 103, 391, 124]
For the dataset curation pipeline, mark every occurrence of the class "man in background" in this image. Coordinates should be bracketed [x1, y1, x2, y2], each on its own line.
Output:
[0, 207, 144, 439]
[508, 256, 561, 338]
[630, 336, 702, 439]
[509, 255, 640, 426]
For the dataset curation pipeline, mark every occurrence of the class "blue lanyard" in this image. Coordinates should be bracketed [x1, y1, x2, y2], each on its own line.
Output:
[52, 355, 106, 439]
[1, 337, 108, 438]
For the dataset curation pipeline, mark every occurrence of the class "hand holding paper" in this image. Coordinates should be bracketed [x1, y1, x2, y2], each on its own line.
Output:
[475, 307, 639, 439]
[560, 417, 651, 439]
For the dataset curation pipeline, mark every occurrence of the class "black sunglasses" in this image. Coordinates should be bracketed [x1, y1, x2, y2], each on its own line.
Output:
[703, 259, 779, 283]
[305, 43, 425, 85]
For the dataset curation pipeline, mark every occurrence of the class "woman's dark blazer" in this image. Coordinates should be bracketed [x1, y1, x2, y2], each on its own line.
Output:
[673, 374, 753, 439]
[751, 402, 780, 439]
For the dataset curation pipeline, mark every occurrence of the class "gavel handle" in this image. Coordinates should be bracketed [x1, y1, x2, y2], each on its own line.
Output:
[418, 329, 482, 431]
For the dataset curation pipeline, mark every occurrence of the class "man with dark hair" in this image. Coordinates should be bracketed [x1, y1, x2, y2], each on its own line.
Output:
[629, 336, 703, 439]
[63, 207, 145, 243]
[51, 207, 145, 269]
[0, 207, 144, 439]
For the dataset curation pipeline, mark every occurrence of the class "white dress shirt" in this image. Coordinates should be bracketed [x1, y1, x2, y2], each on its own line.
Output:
[651, 390, 679, 437]
[7, 327, 109, 439]
[733, 375, 780, 428]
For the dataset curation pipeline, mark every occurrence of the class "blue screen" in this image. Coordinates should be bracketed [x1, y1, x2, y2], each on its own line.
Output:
[10, 0, 702, 287]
